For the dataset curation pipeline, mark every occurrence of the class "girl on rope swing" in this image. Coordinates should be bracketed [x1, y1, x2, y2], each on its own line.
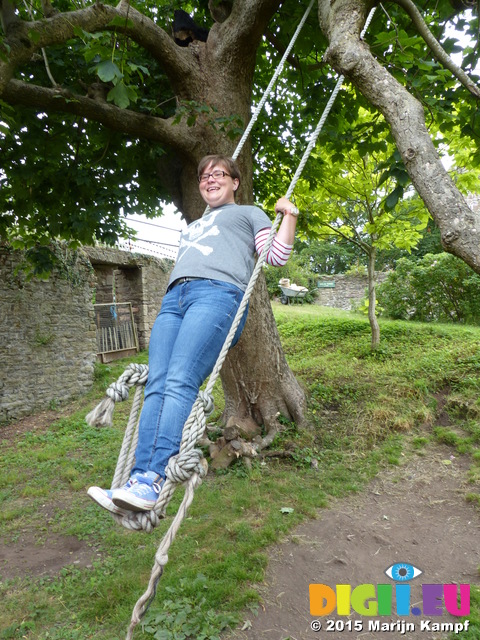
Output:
[88, 154, 298, 515]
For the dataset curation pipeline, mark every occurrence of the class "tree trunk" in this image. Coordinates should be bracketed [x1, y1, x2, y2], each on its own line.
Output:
[317, 0, 480, 275]
[221, 274, 307, 434]
[366, 246, 380, 349]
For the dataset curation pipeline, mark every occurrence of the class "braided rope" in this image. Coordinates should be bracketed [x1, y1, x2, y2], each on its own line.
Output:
[231, 0, 315, 162]
[111, 383, 145, 490]
[125, 470, 204, 640]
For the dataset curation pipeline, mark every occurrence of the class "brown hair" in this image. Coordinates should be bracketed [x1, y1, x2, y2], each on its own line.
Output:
[197, 155, 241, 185]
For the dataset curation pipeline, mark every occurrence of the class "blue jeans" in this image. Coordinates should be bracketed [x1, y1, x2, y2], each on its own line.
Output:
[132, 279, 247, 478]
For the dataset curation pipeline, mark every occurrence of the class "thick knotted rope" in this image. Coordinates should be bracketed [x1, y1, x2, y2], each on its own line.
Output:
[87, 384, 215, 535]
[85, 363, 149, 428]
[125, 467, 205, 639]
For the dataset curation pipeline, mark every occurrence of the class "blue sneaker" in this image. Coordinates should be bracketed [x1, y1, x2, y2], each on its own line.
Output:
[87, 486, 129, 516]
[112, 471, 163, 512]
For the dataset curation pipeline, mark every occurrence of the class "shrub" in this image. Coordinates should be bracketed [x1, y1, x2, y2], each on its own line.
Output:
[377, 253, 480, 324]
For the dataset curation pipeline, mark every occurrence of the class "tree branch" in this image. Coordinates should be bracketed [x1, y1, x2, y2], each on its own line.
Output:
[209, 0, 282, 61]
[313, 213, 370, 253]
[112, 0, 195, 94]
[20, 0, 57, 86]
[0, 2, 194, 94]
[387, 0, 480, 99]
[2, 78, 195, 156]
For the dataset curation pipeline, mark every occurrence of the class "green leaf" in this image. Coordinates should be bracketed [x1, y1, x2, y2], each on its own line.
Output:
[72, 25, 88, 39]
[280, 507, 294, 514]
[128, 62, 150, 79]
[28, 29, 41, 44]
[385, 186, 404, 211]
[96, 60, 123, 83]
[392, 169, 410, 187]
[107, 82, 130, 108]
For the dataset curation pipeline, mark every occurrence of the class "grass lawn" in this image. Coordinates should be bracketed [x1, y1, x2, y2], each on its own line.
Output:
[1, 303, 479, 639]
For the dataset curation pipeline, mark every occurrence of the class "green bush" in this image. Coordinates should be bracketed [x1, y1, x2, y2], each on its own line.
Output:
[377, 253, 480, 324]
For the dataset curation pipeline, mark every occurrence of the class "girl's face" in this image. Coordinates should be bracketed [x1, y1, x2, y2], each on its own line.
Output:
[198, 162, 239, 208]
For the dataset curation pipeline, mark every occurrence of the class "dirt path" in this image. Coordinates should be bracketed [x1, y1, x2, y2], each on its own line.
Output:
[225, 444, 480, 640]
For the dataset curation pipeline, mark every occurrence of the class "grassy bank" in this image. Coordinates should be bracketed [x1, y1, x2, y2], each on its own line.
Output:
[1, 304, 479, 639]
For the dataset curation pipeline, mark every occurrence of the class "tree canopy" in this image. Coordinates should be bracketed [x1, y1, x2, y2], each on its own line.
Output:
[1, 1, 479, 271]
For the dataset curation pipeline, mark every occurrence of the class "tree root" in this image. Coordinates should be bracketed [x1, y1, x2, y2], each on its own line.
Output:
[208, 412, 288, 470]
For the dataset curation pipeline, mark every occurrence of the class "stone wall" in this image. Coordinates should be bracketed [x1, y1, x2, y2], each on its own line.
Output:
[0, 246, 173, 423]
[314, 273, 389, 311]
[0, 247, 97, 423]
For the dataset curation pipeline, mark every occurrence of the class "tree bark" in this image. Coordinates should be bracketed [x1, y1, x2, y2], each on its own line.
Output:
[221, 275, 307, 433]
[317, 0, 480, 275]
[366, 246, 380, 349]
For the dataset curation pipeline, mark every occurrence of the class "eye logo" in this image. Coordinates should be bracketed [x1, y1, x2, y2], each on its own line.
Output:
[385, 562, 423, 582]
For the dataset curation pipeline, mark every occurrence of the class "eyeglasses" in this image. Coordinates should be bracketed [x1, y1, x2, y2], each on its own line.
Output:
[198, 170, 231, 183]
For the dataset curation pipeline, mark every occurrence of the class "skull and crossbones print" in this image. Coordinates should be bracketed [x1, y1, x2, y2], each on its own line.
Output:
[176, 209, 222, 259]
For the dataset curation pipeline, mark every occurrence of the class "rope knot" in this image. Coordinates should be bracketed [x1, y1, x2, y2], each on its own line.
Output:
[155, 551, 168, 567]
[165, 449, 208, 484]
[86, 363, 149, 427]
[106, 381, 130, 403]
[198, 390, 215, 417]
[115, 508, 163, 533]
[126, 363, 149, 387]
[115, 363, 149, 398]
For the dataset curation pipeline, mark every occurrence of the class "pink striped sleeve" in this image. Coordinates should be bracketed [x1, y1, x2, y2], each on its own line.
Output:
[255, 228, 293, 266]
